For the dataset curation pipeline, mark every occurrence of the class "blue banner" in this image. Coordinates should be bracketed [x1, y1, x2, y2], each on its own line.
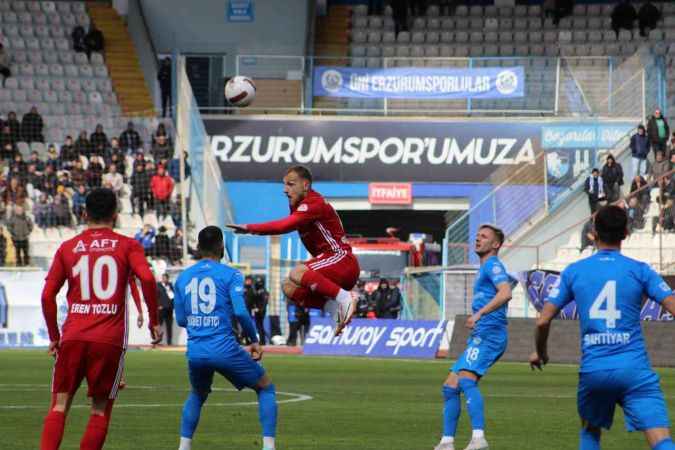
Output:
[541, 124, 634, 149]
[518, 270, 674, 321]
[227, 0, 254, 22]
[304, 318, 446, 358]
[313, 66, 525, 99]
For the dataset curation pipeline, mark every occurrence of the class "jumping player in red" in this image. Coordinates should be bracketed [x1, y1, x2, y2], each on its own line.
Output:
[40, 188, 162, 450]
[228, 165, 360, 335]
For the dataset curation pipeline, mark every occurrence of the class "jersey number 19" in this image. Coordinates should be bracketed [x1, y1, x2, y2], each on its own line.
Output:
[186, 277, 216, 315]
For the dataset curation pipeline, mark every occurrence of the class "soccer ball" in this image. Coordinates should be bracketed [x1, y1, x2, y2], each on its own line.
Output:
[225, 76, 256, 107]
[270, 335, 287, 346]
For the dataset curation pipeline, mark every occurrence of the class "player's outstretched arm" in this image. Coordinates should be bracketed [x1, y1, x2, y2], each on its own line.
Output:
[466, 282, 512, 329]
[128, 241, 162, 344]
[41, 247, 67, 355]
[231, 205, 319, 236]
[530, 302, 559, 371]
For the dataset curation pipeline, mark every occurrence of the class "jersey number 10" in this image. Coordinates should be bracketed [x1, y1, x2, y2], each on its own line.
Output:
[186, 277, 216, 315]
[72, 255, 118, 301]
[589, 280, 622, 329]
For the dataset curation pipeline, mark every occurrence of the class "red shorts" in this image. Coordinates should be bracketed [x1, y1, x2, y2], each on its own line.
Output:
[305, 252, 360, 290]
[52, 340, 125, 399]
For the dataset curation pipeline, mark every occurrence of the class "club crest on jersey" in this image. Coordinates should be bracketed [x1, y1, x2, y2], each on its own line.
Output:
[297, 204, 308, 212]
[74, 240, 87, 253]
[472, 337, 482, 345]
[492, 265, 502, 274]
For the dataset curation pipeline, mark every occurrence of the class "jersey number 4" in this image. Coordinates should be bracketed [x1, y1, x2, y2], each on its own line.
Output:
[589, 280, 621, 329]
[72, 255, 118, 301]
[186, 277, 216, 315]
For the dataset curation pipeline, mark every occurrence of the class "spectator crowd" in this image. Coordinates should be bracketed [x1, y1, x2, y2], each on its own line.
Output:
[0, 107, 190, 266]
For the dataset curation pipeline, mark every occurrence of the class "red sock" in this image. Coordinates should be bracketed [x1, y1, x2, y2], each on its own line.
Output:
[40, 410, 66, 450]
[79, 414, 110, 450]
[300, 269, 341, 299]
[291, 286, 330, 309]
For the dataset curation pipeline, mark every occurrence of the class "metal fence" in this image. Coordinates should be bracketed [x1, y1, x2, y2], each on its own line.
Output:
[230, 53, 665, 118]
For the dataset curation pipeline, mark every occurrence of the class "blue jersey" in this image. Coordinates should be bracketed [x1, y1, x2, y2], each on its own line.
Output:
[174, 259, 258, 359]
[546, 249, 672, 373]
[473, 255, 515, 334]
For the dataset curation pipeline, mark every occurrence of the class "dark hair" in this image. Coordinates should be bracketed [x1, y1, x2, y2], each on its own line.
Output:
[594, 205, 627, 245]
[286, 165, 313, 184]
[85, 188, 117, 222]
[591, 168, 599, 174]
[479, 224, 505, 246]
[606, 154, 615, 162]
[197, 226, 224, 257]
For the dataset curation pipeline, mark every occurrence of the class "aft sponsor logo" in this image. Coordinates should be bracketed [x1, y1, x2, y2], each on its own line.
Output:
[304, 318, 446, 359]
[210, 135, 536, 167]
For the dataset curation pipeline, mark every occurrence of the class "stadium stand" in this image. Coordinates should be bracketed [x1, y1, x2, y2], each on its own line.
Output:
[341, 2, 674, 118]
[0, 1, 187, 268]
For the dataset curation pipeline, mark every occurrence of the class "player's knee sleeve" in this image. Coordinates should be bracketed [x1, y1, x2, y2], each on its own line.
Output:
[442, 384, 460, 401]
[579, 428, 601, 450]
[653, 438, 675, 450]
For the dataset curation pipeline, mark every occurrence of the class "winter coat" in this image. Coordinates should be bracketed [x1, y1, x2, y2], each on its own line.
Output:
[151, 174, 174, 200]
[630, 133, 651, 158]
[601, 163, 624, 187]
[647, 116, 670, 144]
[7, 213, 33, 240]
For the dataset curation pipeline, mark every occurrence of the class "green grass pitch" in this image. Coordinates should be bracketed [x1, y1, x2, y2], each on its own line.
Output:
[1, 350, 673, 449]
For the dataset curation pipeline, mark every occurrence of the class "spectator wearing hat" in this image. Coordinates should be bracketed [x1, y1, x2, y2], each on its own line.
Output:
[151, 164, 174, 221]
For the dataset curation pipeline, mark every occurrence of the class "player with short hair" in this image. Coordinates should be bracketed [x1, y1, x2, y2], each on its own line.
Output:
[530, 205, 675, 450]
[227, 165, 360, 336]
[174, 226, 277, 450]
[435, 224, 516, 450]
[40, 188, 162, 450]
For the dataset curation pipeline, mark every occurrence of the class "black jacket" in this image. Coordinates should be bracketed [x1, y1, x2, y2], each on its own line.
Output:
[601, 163, 624, 186]
[120, 129, 142, 150]
[130, 170, 151, 193]
[157, 282, 173, 310]
[84, 29, 104, 51]
[647, 116, 670, 144]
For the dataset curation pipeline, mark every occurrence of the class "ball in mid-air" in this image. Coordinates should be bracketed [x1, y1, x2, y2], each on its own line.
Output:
[225, 76, 256, 107]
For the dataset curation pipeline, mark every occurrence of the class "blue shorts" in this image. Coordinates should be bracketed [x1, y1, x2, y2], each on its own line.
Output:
[578, 368, 671, 431]
[451, 331, 507, 377]
[188, 347, 265, 393]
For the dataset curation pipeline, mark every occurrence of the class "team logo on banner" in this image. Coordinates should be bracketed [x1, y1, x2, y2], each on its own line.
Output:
[321, 70, 343, 94]
[546, 151, 570, 178]
[496, 70, 518, 95]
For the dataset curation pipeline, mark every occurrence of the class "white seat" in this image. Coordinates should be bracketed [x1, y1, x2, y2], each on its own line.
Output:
[58, 51, 73, 64]
[64, 64, 79, 77]
[49, 63, 64, 77]
[94, 65, 108, 78]
[35, 63, 49, 76]
[19, 24, 34, 37]
[79, 65, 94, 77]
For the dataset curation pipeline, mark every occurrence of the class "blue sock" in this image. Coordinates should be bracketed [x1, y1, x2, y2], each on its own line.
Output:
[579, 428, 601, 450]
[257, 384, 277, 438]
[442, 385, 461, 437]
[458, 378, 485, 431]
[180, 392, 208, 439]
[654, 438, 675, 450]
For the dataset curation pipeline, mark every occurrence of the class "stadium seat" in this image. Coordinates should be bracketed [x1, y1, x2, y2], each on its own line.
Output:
[3, 11, 17, 22]
[18, 12, 32, 24]
[19, 24, 33, 37]
[64, 64, 79, 77]
[366, 45, 381, 57]
[55, 37, 69, 51]
[368, 16, 383, 29]
[381, 45, 395, 58]
[411, 32, 424, 44]
[61, 13, 76, 27]
[0, 89, 11, 102]
[50, 25, 65, 38]
[27, 51, 41, 64]
[25, 37, 39, 50]
[35, 25, 49, 37]
[351, 44, 366, 57]
[396, 32, 410, 44]
[43, 51, 58, 64]
[35, 63, 49, 76]
[455, 5, 468, 16]
[33, 12, 47, 25]
[58, 51, 73, 64]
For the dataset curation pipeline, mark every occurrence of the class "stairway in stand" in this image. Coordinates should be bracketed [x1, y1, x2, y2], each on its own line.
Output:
[313, 5, 351, 114]
[87, 3, 155, 116]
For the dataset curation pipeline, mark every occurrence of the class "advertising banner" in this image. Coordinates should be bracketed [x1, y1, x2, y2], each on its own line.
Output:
[518, 269, 674, 321]
[303, 318, 447, 358]
[313, 66, 525, 99]
[205, 117, 541, 182]
[368, 182, 412, 205]
[226, 0, 254, 22]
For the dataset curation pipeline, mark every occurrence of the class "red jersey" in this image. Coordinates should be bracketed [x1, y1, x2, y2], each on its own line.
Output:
[247, 190, 352, 257]
[41, 227, 159, 349]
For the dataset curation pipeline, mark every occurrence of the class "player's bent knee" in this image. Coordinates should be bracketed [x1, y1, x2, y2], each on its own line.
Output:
[288, 265, 308, 285]
[444, 372, 459, 389]
[51, 392, 71, 413]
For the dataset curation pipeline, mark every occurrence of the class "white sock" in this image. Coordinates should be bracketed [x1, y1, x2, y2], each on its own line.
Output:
[472, 429, 485, 440]
[324, 299, 338, 320]
[178, 437, 192, 450]
[263, 436, 275, 449]
[440, 436, 455, 444]
[335, 288, 352, 306]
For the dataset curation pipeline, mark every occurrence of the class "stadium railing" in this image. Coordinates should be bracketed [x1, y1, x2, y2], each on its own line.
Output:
[225, 53, 664, 118]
